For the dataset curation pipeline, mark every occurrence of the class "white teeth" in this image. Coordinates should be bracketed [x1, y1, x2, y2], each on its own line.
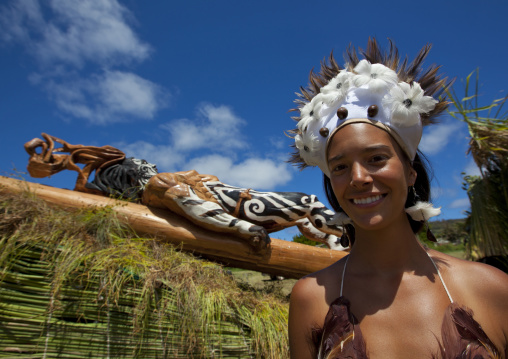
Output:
[353, 195, 382, 205]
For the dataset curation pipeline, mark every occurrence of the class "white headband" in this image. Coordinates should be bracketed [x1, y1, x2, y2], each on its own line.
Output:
[294, 59, 438, 177]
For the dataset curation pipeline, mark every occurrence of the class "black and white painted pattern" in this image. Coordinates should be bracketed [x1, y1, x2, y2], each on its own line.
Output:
[204, 181, 342, 236]
[83, 157, 344, 250]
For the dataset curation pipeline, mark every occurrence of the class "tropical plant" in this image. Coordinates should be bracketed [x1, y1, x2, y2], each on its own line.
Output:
[444, 69, 508, 262]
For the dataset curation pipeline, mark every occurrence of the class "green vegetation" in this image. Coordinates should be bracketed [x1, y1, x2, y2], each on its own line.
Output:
[421, 219, 467, 258]
[445, 69, 508, 262]
[426, 219, 468, 243]
[292, 233, 323, 247]
[418, 231, 466, 259]
[0, 190, 289, 358]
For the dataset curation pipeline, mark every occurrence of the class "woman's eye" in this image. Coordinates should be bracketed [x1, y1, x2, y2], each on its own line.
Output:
[333, 164, 347, 172]
[370, 155, 388, 163]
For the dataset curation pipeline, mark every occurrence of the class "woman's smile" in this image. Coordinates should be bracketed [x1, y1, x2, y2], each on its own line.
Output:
[350, 193, 385, 205]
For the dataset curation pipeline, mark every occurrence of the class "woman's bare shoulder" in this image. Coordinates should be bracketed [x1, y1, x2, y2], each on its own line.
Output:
[291, 259, 344, 305]
[458, 258, 508, 307]
[297, 256, 348, 294]
[430, 250, 508, 294]
[436, 251, 506, 287]
[429, 250, 508, 351]
[289, 258, 346, 359]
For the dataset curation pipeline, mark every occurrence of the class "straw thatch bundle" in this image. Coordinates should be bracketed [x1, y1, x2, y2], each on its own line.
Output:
[445, 70, 508, 262]
[0, 190, 289, 358]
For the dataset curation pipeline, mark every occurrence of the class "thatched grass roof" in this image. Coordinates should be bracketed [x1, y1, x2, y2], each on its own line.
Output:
[0, 190, 289, 358]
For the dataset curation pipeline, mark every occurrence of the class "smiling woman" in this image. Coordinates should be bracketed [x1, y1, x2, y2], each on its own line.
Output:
[287, 38, 508, 359]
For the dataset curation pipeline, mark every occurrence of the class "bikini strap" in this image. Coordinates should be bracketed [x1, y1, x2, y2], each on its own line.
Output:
[426, 252, 454, 303]
[340, 255, 349, 297]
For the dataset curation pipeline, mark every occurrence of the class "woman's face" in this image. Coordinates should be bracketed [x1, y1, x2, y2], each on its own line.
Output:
[327, 123, 416, 231]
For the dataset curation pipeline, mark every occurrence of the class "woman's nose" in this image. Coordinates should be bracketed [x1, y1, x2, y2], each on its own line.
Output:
[350, 163, 372, 187]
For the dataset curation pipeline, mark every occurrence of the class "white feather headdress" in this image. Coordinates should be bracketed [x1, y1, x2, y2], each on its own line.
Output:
[289, 39, 449, 222]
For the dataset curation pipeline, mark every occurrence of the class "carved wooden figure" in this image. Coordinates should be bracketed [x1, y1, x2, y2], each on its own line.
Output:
[25, 134, 344, 251]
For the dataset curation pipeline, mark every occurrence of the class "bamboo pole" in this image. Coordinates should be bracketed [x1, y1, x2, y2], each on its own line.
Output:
[0, 176, 346, 278]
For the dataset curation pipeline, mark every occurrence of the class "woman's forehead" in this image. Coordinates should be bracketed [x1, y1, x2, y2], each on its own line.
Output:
[331, 123, 395, 146]
[327, 123, 404, 158]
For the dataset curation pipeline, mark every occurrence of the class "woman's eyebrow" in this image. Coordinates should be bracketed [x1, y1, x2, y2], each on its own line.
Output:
[328, 144, 391, 163]
[363, 144, 391, 153]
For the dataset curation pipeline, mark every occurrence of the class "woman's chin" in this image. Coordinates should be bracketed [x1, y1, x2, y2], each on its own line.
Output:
[351, 212, 400, 232]
[354, 216, 385, 231]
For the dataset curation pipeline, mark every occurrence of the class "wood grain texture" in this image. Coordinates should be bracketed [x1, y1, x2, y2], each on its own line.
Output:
[0, 176, 347, 278]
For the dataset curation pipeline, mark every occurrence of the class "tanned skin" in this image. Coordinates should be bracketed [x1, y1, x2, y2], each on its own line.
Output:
[288, 124, 508, 358]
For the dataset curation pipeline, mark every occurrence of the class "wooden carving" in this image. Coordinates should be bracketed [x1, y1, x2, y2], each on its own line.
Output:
[25, 133, 125, 194]
[25, 134, 344, 251]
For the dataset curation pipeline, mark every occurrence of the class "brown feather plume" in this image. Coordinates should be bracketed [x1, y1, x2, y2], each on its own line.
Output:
[288, 37, 452, 168]
[312, 297, 368, 359]
[434, 303, 501, 359]
[313, 299, 501, 358]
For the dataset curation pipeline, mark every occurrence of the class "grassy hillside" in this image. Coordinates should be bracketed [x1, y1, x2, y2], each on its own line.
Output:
[428, 218, 467, 240]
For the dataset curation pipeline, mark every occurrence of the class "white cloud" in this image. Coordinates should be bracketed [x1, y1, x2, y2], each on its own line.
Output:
[115, 103, 294, 190]
[115, 141, 185, 172]
[1, 0, 149, 67]
[44, 70, 168, 123]
[449, 198, 470, 209]
[269, 136, 287, 150]
[39, 0, 150, 67]
[0, 0, 44, 43]
[98, 71, 167, 120]
[0, 0, 167, 124]
[162, 104, 247, 152]
[115, 140, 293, 190]
[420, 121, 462, 155]
[464, 158, 481, 177]
[186, 155, 292, 190]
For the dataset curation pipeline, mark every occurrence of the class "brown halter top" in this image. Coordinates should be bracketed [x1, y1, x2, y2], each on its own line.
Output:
[312, 254, 501, 359]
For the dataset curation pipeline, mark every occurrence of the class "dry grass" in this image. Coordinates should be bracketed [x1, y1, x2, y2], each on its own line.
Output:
[0, 189, 289, 358]
[445, 69, 508, 260]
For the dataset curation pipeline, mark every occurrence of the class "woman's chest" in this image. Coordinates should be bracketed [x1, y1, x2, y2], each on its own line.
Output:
[357, 305, 446, 358]
[347, 284, 452, 358]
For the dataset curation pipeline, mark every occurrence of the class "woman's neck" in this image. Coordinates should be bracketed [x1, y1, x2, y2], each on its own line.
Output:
[348, 217, 428, 275]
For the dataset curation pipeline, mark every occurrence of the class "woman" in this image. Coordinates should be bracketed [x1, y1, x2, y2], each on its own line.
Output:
[288, 39, 508, 358]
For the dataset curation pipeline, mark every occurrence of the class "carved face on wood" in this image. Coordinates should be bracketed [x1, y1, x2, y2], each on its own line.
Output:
[131, 158, 158, 187]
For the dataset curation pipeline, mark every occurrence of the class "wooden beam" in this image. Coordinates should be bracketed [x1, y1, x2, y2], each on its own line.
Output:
[0, 176, 347, 279]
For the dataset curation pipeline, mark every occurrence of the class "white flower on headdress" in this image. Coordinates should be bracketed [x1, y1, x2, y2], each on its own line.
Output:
[384, 82, 438, 126]
[320, 72, 352, 106]
[300, 102, 314, 119]
[313, 97, 326, 118]
[297, 114, 314, 134]
[295, 132, 321, 166]
[300, 94, 325, 120]
[353, 60, 398, 92]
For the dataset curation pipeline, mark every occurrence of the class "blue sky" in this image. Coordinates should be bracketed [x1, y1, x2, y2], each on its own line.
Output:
[1, 0, 506, 240]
